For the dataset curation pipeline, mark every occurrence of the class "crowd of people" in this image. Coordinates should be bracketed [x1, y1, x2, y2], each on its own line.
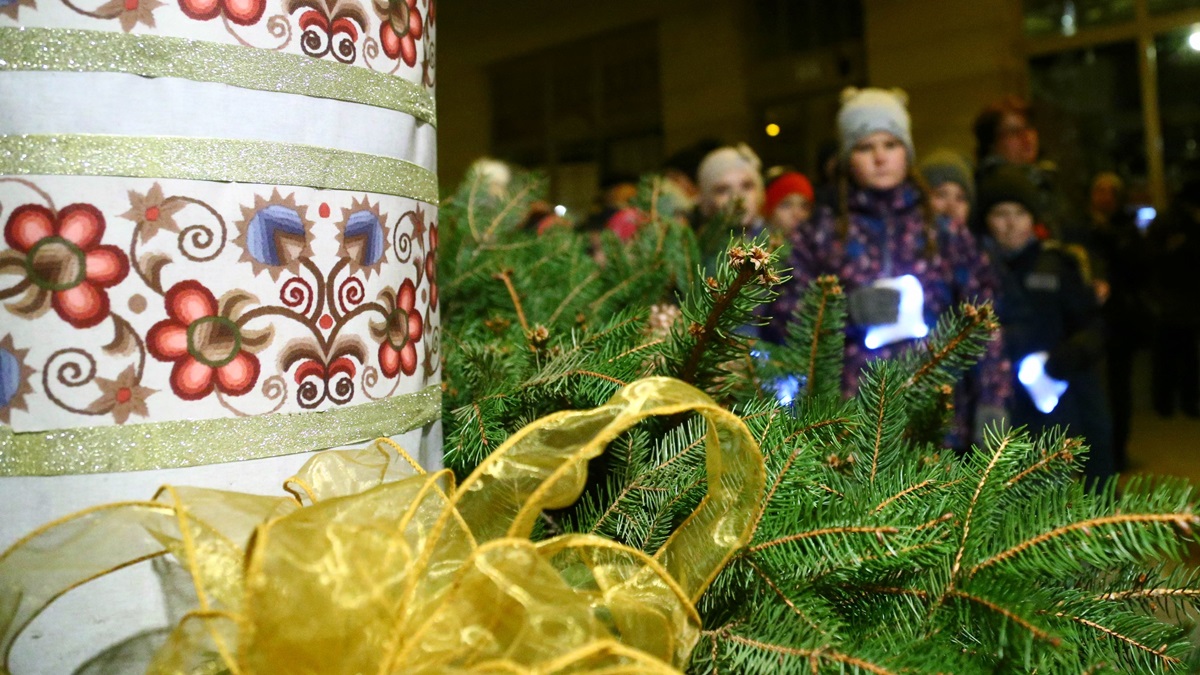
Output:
[512, 86, 1200, 482]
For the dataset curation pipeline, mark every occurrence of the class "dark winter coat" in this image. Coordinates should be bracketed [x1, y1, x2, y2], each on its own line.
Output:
[990, 238, 1113, 479]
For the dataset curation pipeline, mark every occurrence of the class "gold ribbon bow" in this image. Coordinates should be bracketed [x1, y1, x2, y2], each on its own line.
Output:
[0, 377, 764, 673]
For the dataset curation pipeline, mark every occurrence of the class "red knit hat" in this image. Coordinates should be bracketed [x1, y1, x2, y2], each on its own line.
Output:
[763, 172, 814, 215]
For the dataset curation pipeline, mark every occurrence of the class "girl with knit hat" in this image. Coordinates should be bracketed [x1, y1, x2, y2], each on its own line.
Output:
[766, 87, 1010, 450]
[762, 171, 815, 243]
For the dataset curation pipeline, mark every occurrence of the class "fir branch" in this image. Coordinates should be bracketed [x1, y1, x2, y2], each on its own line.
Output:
[548, 271, 601, 325]
[973, 512, 1200, 574]
[1005, 437, 1081, 489]
[679, 262, 758, 384]
[1057, 612, 1181, 666]
[588, 267, 655, 313]
[776, 417, 854, 459]
[949, 590, 1061, 646]
[712, 633, 898, 675]
[869, 370, 892, 485]
[1098, 588, 1200, 602]
[744, 558, 827, 634]
[872, 479, 938, 515]
[484, 182, 536, 240]
[492, 270, 531, 334]
[748, 526, 900, 554]
[804, 275, 844, 402]
[950, 435, 1013, 585]
[466, 169, 483, 241]
[608, 339, 665, 364]
[905, 302, 996, 392]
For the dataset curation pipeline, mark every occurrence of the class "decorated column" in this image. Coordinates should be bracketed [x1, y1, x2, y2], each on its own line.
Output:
[0, 0, 438, 670]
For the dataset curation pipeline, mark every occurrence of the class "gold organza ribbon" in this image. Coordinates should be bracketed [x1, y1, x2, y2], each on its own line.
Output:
[0, 377, 764, 673]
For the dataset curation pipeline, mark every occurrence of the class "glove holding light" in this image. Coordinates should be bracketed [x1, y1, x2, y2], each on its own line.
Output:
[850, 275, 930, 349]
[1018, 351, 1069, 414]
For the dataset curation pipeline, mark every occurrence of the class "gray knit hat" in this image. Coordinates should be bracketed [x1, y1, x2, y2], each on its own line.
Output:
[919, 149, 976, 205]
[837, 87, 914, 159]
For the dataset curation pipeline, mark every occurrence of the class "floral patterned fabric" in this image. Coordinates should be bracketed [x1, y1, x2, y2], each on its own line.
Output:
[765, 181, 1011, 442]
[0, 177, 438, 434]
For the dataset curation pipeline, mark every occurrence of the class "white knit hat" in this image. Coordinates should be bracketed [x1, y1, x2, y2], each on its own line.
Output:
[837, 87, 914, 159]
[697, 143, 763, 197]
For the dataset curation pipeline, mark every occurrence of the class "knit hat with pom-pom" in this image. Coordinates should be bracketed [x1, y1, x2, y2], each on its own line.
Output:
[837, 87, 914, 159]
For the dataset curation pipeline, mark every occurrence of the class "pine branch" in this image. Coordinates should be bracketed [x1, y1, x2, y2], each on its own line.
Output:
[1005, 437, 1082, 489]
[949, 589, 1061, 646]
[710, 632, 899, 675]
[872, 480, 939, 515]
[905, 303, 997, 393]
[748, 526, 901, 555]
[678, 261, 759, 384]
[1057, 612, 1181, 666]
[973, 512, 1200, 575]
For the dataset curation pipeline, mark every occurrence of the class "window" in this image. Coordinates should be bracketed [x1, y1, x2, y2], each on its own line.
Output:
[1030, 42, 1146, 204]
[1156, 25, 1200, 192]
[488, 23, 663, 214]
[1023, 0, 1135, 37]
[752, 0, 863, 58]
[1023, 0, 1200, 206]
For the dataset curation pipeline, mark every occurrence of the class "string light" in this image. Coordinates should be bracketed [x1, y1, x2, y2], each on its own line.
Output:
[765, 123, 781, 137]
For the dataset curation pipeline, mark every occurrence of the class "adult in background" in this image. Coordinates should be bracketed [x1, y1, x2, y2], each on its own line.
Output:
[1087, 171, 1146, 469]
[766, 87, 1010, 450]
[976, 166, 1114, 483]
[973, 96, 1085, 247]
[1146, 171, 1200, 419]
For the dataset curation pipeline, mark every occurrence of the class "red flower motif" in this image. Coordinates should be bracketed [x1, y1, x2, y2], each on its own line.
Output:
[4, 203, 129, 328]
[377, 0, 422, 66]
[179, 0, 264, 26]
[425, 223, 438, 309]
[146, 281, 260, 400]
[377, 279, 423, 377]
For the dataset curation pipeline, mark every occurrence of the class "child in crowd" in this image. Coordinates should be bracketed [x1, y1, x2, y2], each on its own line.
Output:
[762, 171, 815, 245]
[694, 143, 766, 236]
[977, 165, 1114, 482]
[766, 87, 1009, 449]
[919, 149, 974, 229]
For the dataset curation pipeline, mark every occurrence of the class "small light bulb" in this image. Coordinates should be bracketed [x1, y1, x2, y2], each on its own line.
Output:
[765, 123, 781, 137]
[554, 205, 567, 217]
[1189, 29, 1200, 52]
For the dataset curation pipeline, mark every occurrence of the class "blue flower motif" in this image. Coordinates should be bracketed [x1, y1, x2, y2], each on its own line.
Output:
[0, 347, 20, 409]
[343, 210, 386, 267]
[245, 205, 307, 266]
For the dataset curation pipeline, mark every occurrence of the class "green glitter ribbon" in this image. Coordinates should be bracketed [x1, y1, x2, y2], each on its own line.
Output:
[0, 384, 441, 476]
[0, 27, 436, 126]
[0, 134, 439, 203]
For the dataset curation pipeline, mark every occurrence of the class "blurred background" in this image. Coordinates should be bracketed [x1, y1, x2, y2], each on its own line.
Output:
[437, 0, 1199, 219]
[435, 0, 1200, 482]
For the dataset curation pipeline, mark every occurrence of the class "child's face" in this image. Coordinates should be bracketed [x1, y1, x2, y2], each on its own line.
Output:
[930, 182, 970, 225]
[768, 194, 812, 235]
[702, 168, 761, 226]
[986, 201, 1036, 252]
[848, 131, 908, 192]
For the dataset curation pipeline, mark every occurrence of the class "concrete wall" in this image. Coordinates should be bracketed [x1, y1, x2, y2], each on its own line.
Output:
[437, 0, 753, 190]
[863, 0, 1027, 162]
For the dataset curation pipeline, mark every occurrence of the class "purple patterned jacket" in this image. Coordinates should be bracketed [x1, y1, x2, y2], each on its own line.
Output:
[765, 182, 1011, 439]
